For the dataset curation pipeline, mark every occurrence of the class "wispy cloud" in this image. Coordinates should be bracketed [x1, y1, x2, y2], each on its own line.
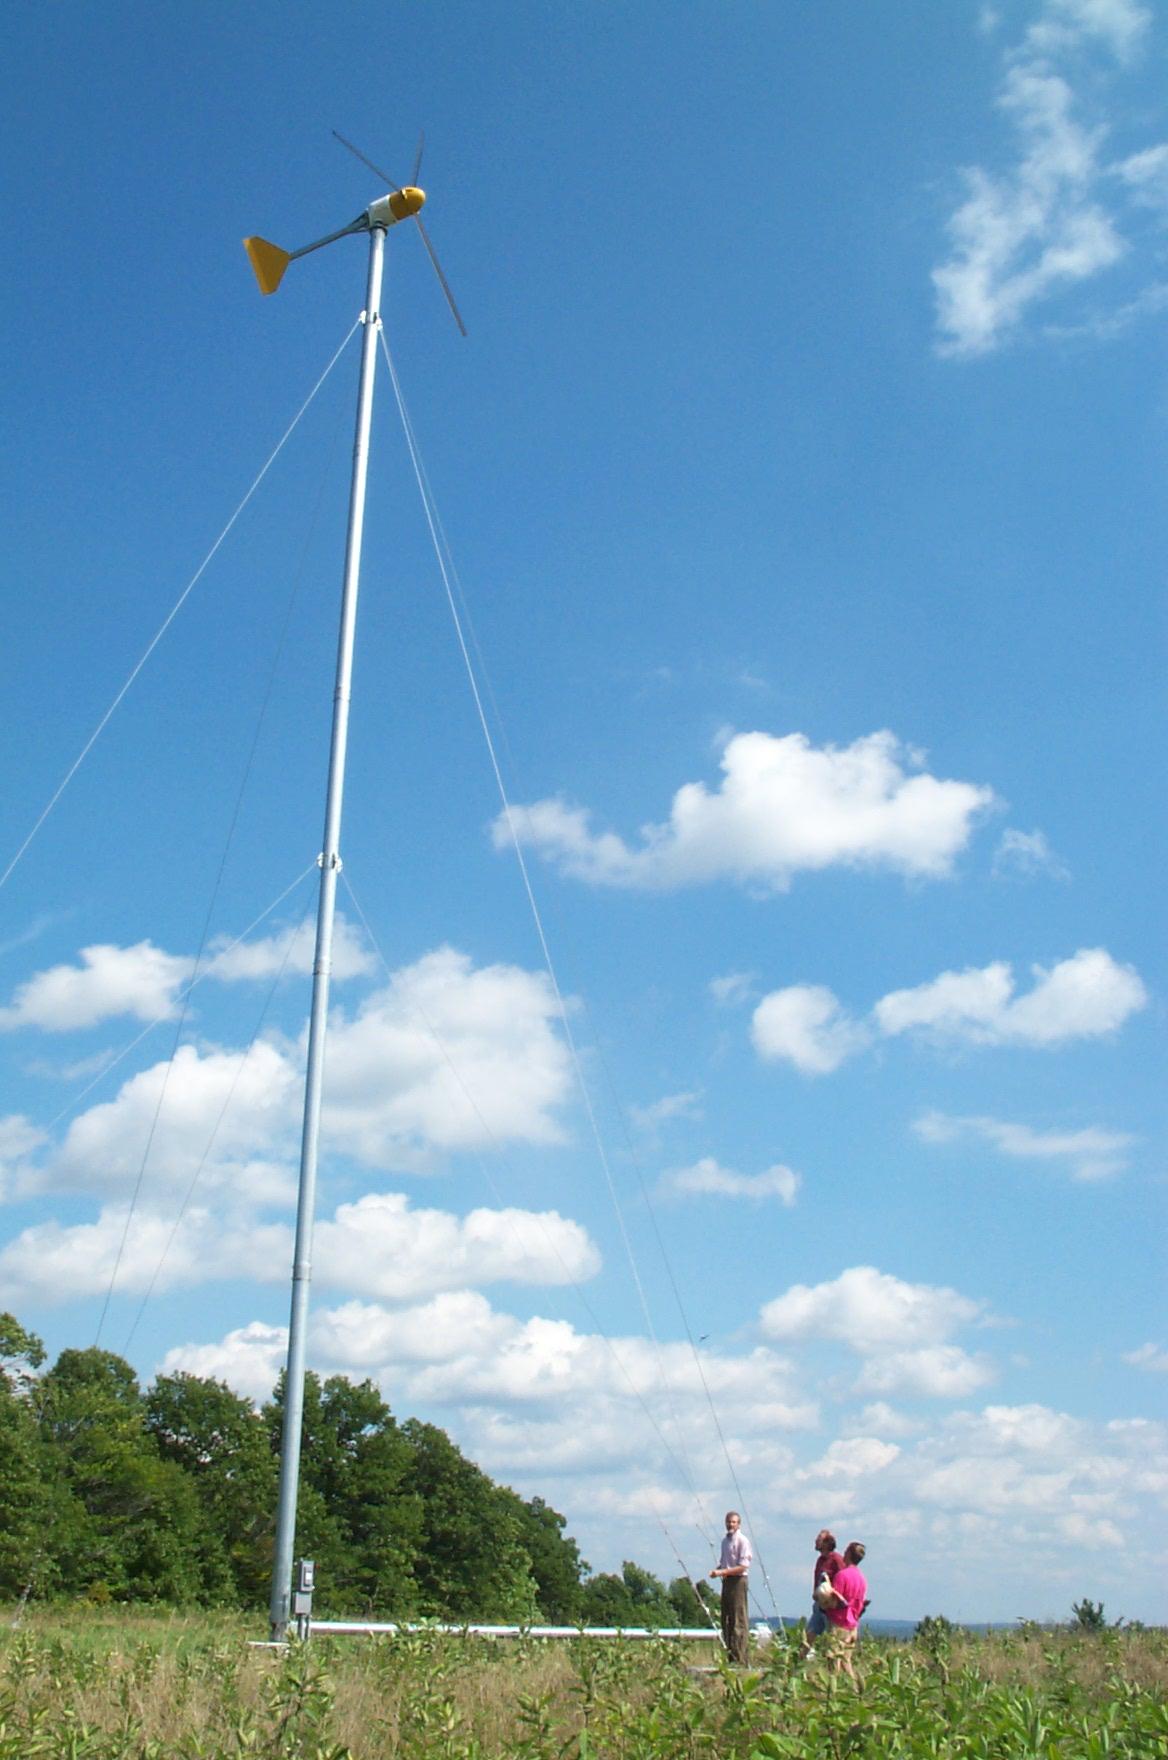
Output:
[660, 1156, 800, 1205]
[914, 1109, 1135, 1180]
[993, 827, 1070, 881]
[1123, 1342, 1168, 1373]
[709, 972, 757, 1009]
[628, 1090, 703, 1133]
[933, 0, 1165, 354]
[0, 914, 62, 960]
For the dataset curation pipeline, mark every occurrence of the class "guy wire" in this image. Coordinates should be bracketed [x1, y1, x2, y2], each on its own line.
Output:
[340, 868, 713, 1606]
[379, 335, 738, 1582]
[94, 366, 354, 1347]
[2, 319, 360, 895]
[121, 875, 317, 1353]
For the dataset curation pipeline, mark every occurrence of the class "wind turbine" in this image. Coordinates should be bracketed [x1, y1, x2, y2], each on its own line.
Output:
[245, 136, 463, 1641]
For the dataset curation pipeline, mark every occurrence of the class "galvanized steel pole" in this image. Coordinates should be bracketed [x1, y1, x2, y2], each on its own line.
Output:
[269, 220, 387, 1639]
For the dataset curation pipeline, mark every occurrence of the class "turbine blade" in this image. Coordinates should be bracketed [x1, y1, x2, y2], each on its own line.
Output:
[412, 129, 425, 185]
[415, 215, 467, 336]
[331, 128, 399, 191]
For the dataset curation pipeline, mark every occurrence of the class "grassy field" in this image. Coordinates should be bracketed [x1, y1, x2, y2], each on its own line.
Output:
[0, 1607, 1165, 1758]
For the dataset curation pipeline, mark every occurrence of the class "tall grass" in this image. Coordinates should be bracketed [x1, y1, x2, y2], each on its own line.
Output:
[0, 1607, 1165, 1758]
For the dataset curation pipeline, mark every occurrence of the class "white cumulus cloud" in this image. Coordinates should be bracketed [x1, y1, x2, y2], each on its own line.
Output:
[170, 1298, 818, 1474]
[312, 1193, 600, 1301]
[327, 1307, 817, 1441]
[495, 730, 994, 892]
[206, 914, 373, 983]
[0, 1184, 600, 1314]
[9, 947, 576, 1208]
[38, 1039, 300, 1204]
[875, 948, 1147, 1046]
[0, 1204, 287, 1307]
[855, 1346, 996, 1399]
[159, 1321, 288, 1405]
[751, 985, 870, 1074]
[0, 914, 375, 1038]
[796, 1437, 902, 1480]
[0, 941, 194, 1032]
[752, 948, 1145, 1075]
[0, 1115, 47, 1200]
[759, 1265, 985, 1353]
[154, 1302, 1164, 1603]
[311, 1293, 513, 1371]
[317, 947, 573, 1167]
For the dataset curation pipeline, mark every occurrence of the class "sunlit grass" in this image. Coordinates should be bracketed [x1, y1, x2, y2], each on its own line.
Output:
[0, 1607, 1165, 1758]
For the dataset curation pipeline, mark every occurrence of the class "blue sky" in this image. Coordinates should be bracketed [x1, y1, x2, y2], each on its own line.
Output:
[2, 0, 1164, 1624]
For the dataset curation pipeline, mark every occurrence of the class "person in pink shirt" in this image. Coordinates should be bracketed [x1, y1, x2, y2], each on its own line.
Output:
[710, 1510, 752, 1665]
[822, 1541, 867, 1679]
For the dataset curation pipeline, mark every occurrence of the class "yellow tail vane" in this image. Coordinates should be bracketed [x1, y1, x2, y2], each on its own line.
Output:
[244, 236, 292, 296]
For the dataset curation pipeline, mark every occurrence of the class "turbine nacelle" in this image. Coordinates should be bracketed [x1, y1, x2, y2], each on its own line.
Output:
[376, 186, 426, 226]
[244, 188, 428, 298]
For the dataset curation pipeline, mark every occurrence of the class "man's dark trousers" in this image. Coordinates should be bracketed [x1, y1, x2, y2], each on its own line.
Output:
[721, 1574, 749, 1665]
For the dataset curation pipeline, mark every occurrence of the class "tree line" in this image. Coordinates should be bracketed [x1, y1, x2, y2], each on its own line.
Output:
[0, 1313, 716, 1626]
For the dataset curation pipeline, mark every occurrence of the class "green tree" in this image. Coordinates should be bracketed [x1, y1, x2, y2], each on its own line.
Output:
[667, 1574, 718, 1626]
[506, 1494, 586, 1622]
[265, 1371, 423, 1616]
[401, 1418, 538, 1619]
[579, 1561, 677, 1628]
[1071, 1597, 1108, 1631]
[146, 1371, 279, 1605]
[39, 1346, 228, 1602]
[0, 1312, 46, 1385]
[580, 1571, 639, 1627]
[619, 1559, 674, 1626]
[313, 1375, 423, 1615]
[0, 1314, 68, 1598]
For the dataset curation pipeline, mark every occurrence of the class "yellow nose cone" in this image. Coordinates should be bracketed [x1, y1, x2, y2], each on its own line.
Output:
[388, 186, 426, 222]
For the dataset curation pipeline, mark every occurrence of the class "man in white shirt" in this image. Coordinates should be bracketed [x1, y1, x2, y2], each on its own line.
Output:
[710, 1509, 752, 1664]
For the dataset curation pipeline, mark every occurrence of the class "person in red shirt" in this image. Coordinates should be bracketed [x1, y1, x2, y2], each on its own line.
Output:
[801, 1528, 844, 1657]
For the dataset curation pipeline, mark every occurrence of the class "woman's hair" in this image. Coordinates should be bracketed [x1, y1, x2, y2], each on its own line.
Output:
[819, 1530, 837, 1550]
[844, 1541, 866, 1565]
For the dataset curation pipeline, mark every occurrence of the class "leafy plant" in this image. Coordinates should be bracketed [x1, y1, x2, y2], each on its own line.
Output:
[1071, 1598, 1108, 1631]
